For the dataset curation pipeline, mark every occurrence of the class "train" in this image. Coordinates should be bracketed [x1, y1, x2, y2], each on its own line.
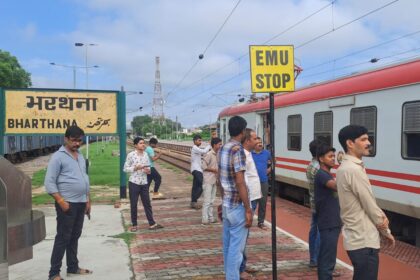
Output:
[2, 135, 62, 163]
[218, 58, 420, 245]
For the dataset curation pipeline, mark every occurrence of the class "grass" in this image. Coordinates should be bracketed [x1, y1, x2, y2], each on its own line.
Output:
[32, 193, 54, 205]
[111, 232, 136, 246]
[31, 141, 123, 187]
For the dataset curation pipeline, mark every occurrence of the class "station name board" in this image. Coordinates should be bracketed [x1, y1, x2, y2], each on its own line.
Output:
[4, 89, 118, 134]
[249, 45, 295, 93]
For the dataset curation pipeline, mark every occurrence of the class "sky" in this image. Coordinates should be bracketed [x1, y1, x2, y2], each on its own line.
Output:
[1, 0, 420, 128]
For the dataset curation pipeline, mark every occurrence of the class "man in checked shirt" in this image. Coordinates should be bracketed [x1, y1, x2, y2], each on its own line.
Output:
[217, 116, 252, 280]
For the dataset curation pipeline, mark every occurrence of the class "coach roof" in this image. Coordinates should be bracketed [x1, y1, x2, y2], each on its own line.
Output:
[219, 58, 420, 118]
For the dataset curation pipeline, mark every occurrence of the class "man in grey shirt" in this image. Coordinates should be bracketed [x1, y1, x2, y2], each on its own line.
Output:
[44, 125, 92, 280]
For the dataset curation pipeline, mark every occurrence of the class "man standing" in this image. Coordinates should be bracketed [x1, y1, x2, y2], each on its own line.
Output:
[201, 137, 222, 225]
[45, 126, 92, 280]
[252, 137, 271, 230]
[190, 134, 211, 209]
[337, 125, 395, 280]
[145, 137, 163, 199]
[124, 137, 163, 232]
[240, 128, 261, 279]
[314, 143, 341, 280]
[218, 116, 252, 280]
[306, 139, 322, 268]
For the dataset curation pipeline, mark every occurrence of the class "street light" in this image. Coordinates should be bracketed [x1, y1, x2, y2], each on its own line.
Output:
[50, 62, 99, 89]
[74, 42, 98, 89]
[75, 42, 98, 163]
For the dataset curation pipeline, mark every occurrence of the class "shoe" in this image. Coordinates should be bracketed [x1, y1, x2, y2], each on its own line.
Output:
[152, 192, 163, 199]
[201, 222, 210, 226]
[258, 223, 269, 231]
[210, 220, 220, 224]
[130, 226, 138, 232]
[308, 262, 317, 268]
[67, 268, 93, 275]
[190, 203, 201, 209]
[245, 267, 258, 273]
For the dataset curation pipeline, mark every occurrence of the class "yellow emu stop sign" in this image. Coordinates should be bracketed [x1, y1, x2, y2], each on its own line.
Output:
[249, 45, 295, 93]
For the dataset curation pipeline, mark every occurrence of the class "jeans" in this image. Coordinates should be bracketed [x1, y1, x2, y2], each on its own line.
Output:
[129, 182, 155, 226]
[318, 227, 340, 280]
[49, 202, 86, 278]
[147, 167, 162, 193]
[257, 182, 269, 225]
[309, 211, 320, 264]
[347, 247, 379, 280]
[240, 200, 258, 273]
[191, 170, 203, 203]
[223, 204, 249, 280]
[202, 183, 216, 223]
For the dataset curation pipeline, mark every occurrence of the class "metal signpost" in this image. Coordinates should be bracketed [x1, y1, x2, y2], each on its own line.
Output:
[249, 45, 295, 280]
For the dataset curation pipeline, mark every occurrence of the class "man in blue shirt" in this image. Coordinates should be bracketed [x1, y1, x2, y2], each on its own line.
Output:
[145, 137, 162, 199]
[251, 137, 271, 230]
[314, 143, 341, 280]
[44, 126, 92, 280]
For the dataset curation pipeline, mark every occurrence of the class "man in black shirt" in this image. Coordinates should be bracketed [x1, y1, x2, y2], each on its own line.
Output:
[315, 143, 341, 280]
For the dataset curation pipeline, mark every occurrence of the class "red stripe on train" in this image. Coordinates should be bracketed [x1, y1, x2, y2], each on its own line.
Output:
[276, 157, 420, 182]
[276, 163, 420, 194]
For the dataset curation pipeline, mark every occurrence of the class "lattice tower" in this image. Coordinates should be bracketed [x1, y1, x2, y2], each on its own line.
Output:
[152, 56, 165, 124]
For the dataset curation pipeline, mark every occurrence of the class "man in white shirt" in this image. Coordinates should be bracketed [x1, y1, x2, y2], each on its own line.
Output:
[190, 134, 211, 209]
[240, 128, 261, 279]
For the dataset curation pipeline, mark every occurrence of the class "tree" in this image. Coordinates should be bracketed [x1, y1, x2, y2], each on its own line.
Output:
[131, 114, 182, 139]
[0, 50, 32, 88]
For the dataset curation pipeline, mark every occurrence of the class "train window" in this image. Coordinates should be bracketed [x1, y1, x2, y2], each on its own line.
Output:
[287, 114, 302, 151]
[314, 111, 333, 146]
[402, 101, 420, 160]
[350, 106, 377, 156]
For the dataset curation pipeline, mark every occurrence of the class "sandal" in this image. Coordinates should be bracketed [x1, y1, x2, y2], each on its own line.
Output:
[130, 226, 138, 232]
[67, 268, 93, 275]
[149, 223, 164, 230]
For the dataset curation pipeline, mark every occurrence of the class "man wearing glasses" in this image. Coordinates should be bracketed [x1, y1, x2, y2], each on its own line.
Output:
[45, 125, 92, 280]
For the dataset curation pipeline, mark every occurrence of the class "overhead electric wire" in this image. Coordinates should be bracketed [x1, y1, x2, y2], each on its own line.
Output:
[302, 46, 420, 79]
[296, 0, 399, 49]
[166, 0, 243, 99]
[173, 0, 399, 106]
[168, 1, 334, 97]
[302, 29, 420, 72]
[172, 0, 401, 120]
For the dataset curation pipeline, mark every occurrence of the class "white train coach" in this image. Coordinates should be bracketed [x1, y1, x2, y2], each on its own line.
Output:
[218, 58, 420, 245]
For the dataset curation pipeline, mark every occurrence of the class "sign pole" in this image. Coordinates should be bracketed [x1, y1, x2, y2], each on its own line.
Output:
[269, 91, 277, 279]
[0, 89, 4, 156]
[118, 90, 127, 198]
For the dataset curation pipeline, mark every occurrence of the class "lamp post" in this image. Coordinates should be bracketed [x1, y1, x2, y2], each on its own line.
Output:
[50, 62, 99, 89]
[75, 42, 98, 164]
[74, 42, 98, 89]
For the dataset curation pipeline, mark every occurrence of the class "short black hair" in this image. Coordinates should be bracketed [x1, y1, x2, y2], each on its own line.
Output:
[309, 139, 323, 157]
[211, 137, 222, 147]
[316, 142, 336, 160]
[193, 134, 202, 142]
[242, 128, 254, 144]
[338, 125, 368, 152]
[65, 125, 84, 138]
[149, 137, 158, 145]
[133, 137, 145, 145]
[228, 116, 247, 137]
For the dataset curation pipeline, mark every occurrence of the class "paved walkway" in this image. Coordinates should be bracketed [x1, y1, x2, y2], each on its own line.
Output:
[123, 162, 353, 279]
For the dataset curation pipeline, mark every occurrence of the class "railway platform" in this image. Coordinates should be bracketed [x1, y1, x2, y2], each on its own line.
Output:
[122, 162, 353, 280]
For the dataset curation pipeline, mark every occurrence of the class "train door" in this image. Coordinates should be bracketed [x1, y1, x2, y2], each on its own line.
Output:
[260, 113, 271, 149]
